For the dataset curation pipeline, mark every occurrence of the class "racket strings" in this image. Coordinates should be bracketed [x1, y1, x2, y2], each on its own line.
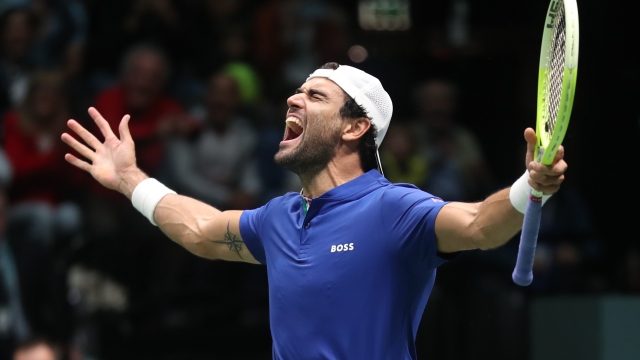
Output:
[544, 2, 566, 136]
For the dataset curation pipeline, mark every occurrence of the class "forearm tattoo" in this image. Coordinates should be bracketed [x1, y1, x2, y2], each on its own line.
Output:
[212, 221, 244, 259]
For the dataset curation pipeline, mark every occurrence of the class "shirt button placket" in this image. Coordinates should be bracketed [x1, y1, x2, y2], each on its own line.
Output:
[299, 221, 311, 260]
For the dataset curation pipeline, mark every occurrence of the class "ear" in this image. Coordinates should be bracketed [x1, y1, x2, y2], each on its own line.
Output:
[342, 117, 371, 142]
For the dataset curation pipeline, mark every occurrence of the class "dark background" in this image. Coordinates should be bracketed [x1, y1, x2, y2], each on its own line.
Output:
[0, 0, 637, 359]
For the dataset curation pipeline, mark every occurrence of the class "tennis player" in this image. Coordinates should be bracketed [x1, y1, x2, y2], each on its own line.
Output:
[61, 63, 567, 359]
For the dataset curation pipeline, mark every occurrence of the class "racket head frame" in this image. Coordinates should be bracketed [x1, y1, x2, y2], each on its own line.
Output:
[535, 0, 579, 167]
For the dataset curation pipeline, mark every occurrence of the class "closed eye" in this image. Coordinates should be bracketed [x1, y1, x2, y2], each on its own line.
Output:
[294, 88, 328, 101]
[308, 89, 327, 99]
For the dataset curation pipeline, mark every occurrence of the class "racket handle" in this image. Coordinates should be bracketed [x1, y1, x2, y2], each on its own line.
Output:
[512, 194, 543, 286]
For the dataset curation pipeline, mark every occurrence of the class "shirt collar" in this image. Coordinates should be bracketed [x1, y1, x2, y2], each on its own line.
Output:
[302, 170, 386, 202]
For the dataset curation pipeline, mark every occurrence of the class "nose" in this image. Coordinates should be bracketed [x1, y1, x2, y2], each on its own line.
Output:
[287, 93, 304, 110]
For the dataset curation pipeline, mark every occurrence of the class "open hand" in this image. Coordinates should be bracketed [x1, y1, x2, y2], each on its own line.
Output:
[61, 107, 146, 198]
[524, 127, 567, 195]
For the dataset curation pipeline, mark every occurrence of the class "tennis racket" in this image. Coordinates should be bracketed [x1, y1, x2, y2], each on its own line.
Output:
[512, 0, 579, 286]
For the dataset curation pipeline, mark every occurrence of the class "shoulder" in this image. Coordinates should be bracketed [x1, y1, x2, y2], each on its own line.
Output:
[242, 192, 300, 225]
[261, 192, 301, 211]
[378, 181, 444, 206]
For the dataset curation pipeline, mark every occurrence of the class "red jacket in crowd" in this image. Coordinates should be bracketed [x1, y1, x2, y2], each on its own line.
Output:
[3, 111, 68, 205]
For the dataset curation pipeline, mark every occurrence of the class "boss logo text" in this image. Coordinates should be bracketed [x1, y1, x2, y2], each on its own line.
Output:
[331, 243, 354, 252]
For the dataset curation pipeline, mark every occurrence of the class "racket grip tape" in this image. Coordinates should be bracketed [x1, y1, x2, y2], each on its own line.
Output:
[512, 196, 543, 286]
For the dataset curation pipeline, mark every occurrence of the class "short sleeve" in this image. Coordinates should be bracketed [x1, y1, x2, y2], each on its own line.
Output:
[383, 186, 451, 270]
[239, 206, 268, 264]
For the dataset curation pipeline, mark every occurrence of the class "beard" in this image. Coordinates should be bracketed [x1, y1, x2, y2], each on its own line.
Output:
[274, 111, 342, 178]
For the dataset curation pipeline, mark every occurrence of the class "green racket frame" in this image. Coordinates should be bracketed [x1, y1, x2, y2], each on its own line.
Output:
[536, 0, 580, 167]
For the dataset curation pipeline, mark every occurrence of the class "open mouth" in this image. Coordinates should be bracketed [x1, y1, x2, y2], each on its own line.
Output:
[283, 116, 304, 142]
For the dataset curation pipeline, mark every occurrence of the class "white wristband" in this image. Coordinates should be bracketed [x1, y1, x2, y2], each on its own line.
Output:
[131, 178, 176, 226]
[509, 171, 552, 214]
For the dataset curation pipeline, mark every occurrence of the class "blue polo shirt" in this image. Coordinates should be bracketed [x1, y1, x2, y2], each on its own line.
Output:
[240, 170, 450, 359]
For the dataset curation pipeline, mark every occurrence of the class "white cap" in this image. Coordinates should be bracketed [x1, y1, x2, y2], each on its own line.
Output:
[307, 65, 393, 173]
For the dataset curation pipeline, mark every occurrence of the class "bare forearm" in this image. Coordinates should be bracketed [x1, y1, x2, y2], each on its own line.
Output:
[118, 167, 223, 257]
[119, 169, 254, 262]
[153, 194, 223, 258]
[471, 188, 524, 250]
[436, 187, 525, 253]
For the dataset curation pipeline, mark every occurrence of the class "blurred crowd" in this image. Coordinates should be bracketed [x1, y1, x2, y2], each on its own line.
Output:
[0, 0, 628, 359]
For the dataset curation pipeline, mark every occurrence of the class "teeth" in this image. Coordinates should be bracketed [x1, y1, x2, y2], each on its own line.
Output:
[286, 116, 303, 129]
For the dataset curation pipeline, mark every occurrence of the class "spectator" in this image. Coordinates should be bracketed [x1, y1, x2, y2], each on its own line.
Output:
[12, 337, 57, 360]
[379, 123, 429, 186]
[166, 73, 260, 210]
[411, 79, 492, 201]
[0, 7, 37, 116]
[93, 44, 188, 180]
[2, 69, 81, 243]
[3, 70, 68, 205]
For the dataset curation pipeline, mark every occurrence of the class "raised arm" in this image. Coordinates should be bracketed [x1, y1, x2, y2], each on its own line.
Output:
[61, 108, 258, 263]
[435, 128, 567, 253]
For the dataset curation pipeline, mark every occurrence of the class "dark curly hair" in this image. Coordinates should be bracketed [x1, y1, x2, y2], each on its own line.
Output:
[319, 62, 378, 172]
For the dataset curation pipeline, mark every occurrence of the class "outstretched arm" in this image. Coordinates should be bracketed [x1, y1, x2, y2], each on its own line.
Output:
[435, 128, 567, 253]
[61, 108, 259, 263]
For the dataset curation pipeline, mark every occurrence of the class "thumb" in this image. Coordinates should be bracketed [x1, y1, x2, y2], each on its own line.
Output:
[524, 127, 537, 166]
[119, 115, 133, 143]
